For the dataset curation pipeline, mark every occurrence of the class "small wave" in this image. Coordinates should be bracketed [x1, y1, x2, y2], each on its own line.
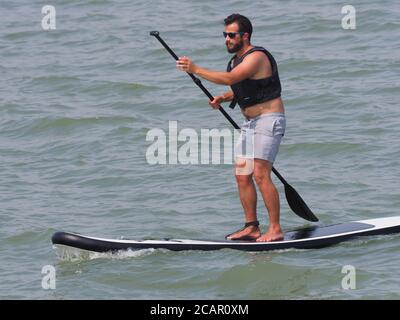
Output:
[24, 75, 84, 94]
[4, 31, 38, 41]
[85, 13, 117, 21]
[284, 142, 364, 156]
[365, 21, 400, 32]
[29, 75, 82, 85]
[340, 233, 400, 248]
[80, 81, 157, 95]
[323, 68, 378, 78]
[280, 58, 341, 73]
[6, 230, 44, 245]
[57, 0, 113, 6]
[26, 76, 157, 98]
[251, 247, 309, 255]
[29, 116, 136, 132]
[1, 115, 137, 140]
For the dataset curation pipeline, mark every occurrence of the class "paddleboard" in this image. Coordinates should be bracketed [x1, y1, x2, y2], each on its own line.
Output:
[52, 216, 400, 253]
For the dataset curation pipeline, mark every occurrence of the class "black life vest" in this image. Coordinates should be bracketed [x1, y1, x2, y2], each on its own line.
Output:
[227, 46, 282, 109]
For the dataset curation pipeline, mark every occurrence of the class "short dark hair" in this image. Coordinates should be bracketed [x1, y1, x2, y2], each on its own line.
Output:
[224, 14, 253, 41]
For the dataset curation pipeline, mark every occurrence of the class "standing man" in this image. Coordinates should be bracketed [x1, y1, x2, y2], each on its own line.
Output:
[176, 14, 285, 242]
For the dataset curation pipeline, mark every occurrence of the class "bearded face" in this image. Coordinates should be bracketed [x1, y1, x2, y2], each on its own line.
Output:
[226, 37, 244, 53]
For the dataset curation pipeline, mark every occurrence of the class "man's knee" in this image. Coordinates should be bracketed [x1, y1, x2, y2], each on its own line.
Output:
[253, 170, 272, 186]
[253, 159, 273, 185]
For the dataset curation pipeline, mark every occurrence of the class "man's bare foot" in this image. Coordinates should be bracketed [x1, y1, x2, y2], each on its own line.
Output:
[256, 226, 284, 242]
[226, 225, 261, 241]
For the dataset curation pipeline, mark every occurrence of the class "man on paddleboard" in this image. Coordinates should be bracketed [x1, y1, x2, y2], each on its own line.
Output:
[176, 14, 285, 242]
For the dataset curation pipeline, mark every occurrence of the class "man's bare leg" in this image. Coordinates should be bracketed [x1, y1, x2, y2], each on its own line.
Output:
[253, 159, 283, 242]
[226, 158, 260, 240]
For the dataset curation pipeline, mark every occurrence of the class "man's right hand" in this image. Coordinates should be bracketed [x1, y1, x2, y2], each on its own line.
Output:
[208, 95, 224, 109]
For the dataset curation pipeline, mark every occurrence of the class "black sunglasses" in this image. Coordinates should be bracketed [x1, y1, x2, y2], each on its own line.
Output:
[223, 32, 244, 39]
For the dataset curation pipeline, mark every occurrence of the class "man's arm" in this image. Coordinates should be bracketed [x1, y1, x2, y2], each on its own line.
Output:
[176, 52, 264, 86]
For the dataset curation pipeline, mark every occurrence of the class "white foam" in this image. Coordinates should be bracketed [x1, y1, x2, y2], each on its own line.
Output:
[53, 244, 157, 262]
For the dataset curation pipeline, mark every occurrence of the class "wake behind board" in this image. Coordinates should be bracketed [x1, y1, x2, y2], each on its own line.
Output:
[52, 216, 400, 253]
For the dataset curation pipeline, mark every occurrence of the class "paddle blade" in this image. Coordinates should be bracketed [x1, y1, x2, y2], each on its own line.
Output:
[284, 184, 318, 222]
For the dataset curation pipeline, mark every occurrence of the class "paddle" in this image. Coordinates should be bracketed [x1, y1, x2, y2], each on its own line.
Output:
[150, 31, 318, 222]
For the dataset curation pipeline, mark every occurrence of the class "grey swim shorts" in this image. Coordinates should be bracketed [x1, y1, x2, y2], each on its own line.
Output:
[235, 112, 286, 163]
